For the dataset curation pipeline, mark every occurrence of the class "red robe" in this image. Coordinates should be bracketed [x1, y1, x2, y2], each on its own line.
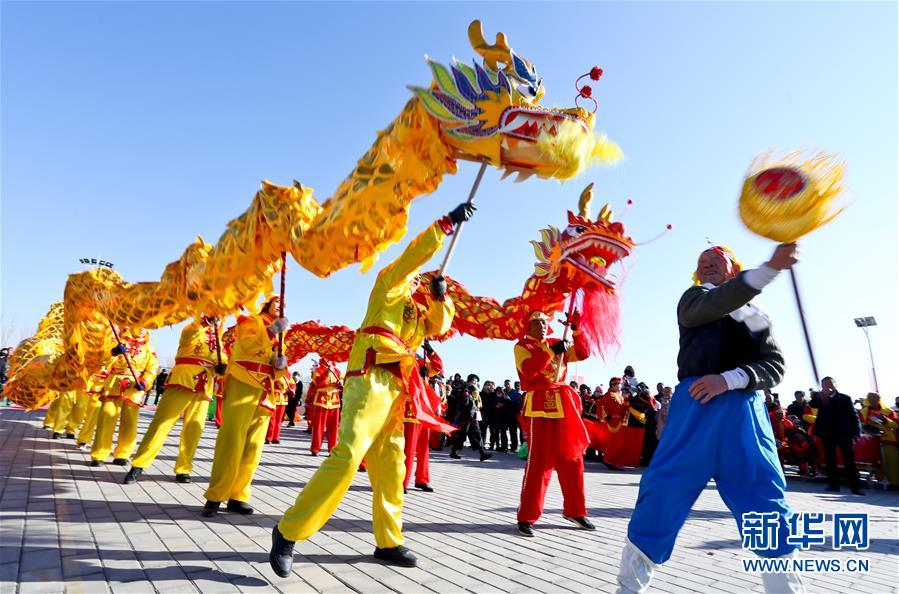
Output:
[514, 331, 590, 524]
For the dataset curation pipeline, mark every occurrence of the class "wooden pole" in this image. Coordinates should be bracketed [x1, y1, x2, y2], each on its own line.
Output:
[554, 295, 578, 383]
[108, 321, 140, 385]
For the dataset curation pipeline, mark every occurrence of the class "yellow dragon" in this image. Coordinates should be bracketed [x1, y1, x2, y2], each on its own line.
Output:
[5, 21, 618, 409]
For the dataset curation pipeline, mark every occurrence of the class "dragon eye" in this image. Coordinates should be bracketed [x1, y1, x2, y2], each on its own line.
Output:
[576, 226, 586, 233]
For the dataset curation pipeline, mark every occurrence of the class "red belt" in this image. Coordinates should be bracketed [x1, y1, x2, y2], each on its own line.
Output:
[360, 326, 414, 355]
[235, 360, 274, 375]
[175, 357, 214, 368]
[345, 326, 412, 378]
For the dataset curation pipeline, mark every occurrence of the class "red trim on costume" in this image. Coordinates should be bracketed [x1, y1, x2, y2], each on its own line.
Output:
[438, 215, 455, 236]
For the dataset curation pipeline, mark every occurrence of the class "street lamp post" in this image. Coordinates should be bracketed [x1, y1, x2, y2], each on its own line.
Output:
[853, 316, 879, 393]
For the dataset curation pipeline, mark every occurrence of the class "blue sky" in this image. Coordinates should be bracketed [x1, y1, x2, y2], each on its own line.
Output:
[2, 2, 896, 399]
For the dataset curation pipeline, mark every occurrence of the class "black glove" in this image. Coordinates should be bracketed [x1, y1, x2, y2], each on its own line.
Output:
[111, 343, 128, 356]
[422, 340, 434, 354]
[448, 202, 477, 225]
[550, 340, 570, 356]
[214, 363, 228, 376]
[133, 381, 147, 392]
[430, 276, 447, 301]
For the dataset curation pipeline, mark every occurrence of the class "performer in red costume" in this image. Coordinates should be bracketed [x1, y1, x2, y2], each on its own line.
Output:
[307, 358, 343, 456]
[403, 341, 443, 492]
[266, 376, 294, 444]
[514, 311, 594, 537]
[590, 377, 646, 469]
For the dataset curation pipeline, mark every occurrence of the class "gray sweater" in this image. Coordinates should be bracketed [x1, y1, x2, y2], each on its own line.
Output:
[676, 272, 785, 391]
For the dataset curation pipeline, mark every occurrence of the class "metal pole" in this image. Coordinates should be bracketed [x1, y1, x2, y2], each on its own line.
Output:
[789, 268, 820, 386]
[862, 326, 879, 392]
[278, 251, 287, 357]
[437, 161, 489, 277]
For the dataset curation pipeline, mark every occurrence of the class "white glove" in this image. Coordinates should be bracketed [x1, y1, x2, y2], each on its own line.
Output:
[267, 317, 289, 334]
[273, 355, 288, 370]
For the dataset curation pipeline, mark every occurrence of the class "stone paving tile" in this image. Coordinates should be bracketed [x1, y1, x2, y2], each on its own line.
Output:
[2, 407, 897, 594]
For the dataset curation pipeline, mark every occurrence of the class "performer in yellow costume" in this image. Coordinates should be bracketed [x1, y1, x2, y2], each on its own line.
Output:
[76, 368, 110, 449]
[42, 397, 63, 431]
[50, 391, 78, 439]
[269, 202, 474, 575]
[89, 329, 158, 466]
[124, 316, 228, 484]
[201, 297, 288, 517]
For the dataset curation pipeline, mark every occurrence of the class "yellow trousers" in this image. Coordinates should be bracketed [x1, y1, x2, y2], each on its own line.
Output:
[204, 377, 271, 503]
[132, 387, 210, 474]
[51, 392, 77, 434]
[77, 398, 102, 445]
[90, 398, 139, 461]
[66, 391, 91, 436]
[279, 366, 406, 548]
[43, 398, 62, 429]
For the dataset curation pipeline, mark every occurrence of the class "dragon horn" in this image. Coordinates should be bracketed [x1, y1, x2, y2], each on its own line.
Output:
[468, 20, 513, 71]
[578, 182, 594, 219]
[597, 203, 613, 223]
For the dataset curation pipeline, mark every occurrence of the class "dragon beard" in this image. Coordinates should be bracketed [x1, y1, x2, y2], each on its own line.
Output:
[572, 285, 621, 360]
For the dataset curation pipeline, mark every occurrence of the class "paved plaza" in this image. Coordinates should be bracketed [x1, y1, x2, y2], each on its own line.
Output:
[0, 406, 896, 594]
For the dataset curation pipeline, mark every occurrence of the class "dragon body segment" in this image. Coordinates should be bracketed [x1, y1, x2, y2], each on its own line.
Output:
[6, 21, 617, 409]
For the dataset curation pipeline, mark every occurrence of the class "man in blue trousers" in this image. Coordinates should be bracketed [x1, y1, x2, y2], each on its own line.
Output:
[616, 242, 804, 593]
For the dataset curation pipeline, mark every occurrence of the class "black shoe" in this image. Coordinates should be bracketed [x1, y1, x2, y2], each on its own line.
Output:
[265, 440, 271, 444]
[825, 486, 840, 492]
[112, 458, 129, 466]
[373, 546, 417, 567]
[403, 488, 407, 494]
[89, 460, 103, 467]
[226, 499, 254, 515]
[201, 501, 221, 517]
[517, 522, 535, 537]
[480, 451, 493, 462]
[415, 483, 434, 492]
[310, 451, 318, 456]
[52, 432, 62, 440]
[449, 451, 461, 459]
[175, 474, 191, 484]
[851, 489, 866, 496]
[66, 433, 75, 439]
[272, 439, 280, 444]
[122, 467, 142, 484]
[288, 422, 295, 427]
[269, 525, 296, 577]
[563, 515, 596, 531]
[358, 464, 366, 472]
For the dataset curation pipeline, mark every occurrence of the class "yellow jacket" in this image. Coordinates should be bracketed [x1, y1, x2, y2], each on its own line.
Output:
[347, 220, 454, 379]
[101, 337, 159, 406]
[226, 312, 288, 410]
[165, 319, 227, 401]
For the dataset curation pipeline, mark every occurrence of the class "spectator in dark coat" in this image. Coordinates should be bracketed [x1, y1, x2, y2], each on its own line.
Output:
[816, 376, 863, 495]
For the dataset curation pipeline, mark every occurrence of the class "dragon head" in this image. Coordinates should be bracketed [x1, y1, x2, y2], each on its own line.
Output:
[409, 21, 618, 181]
[531, 183, 634, 293]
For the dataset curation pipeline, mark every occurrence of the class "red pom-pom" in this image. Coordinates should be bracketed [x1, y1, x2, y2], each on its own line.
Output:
[626, 199, 634, 205]
[580, 85, 592, 98]
[666, 224, 673, 230]
[590, 66, 604, 80]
